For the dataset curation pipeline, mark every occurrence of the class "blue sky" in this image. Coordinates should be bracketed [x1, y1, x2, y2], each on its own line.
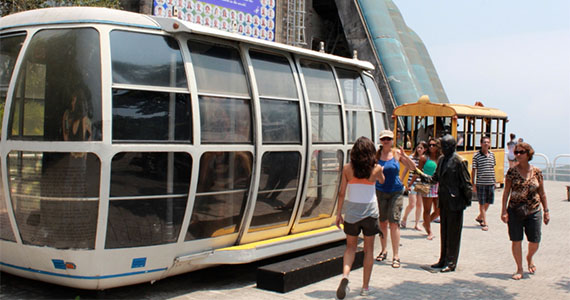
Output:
[392, 0, 570, 162]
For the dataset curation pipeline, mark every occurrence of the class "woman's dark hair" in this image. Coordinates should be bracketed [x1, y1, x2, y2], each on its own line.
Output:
[351, 136, 377, 179]
[516, 142, 535, 161]
[413, 141, 428, 158]
[428, 138, 442, 159]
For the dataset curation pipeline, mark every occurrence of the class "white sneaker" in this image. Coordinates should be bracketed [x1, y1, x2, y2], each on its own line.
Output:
[336, 278, 349, 299]
[360, 287, 373, 296]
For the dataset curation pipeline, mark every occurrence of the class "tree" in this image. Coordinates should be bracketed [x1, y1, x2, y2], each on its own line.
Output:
[1, 0, 122, 17]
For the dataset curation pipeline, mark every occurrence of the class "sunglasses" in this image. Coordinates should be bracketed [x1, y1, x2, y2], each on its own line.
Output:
[429, 144, 438, 147]
[380, 137, 393, 141]
[514, 150, 527, 155]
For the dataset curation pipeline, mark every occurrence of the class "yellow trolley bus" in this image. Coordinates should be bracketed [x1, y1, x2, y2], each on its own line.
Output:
[392, 96, 508, 184]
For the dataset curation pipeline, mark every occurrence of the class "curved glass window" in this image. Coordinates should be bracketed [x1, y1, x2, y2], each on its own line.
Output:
[0, 161, 16, 241]
[310, 103, 342, 143]
[7, 151, 100, 249]
[112, 89, 191, 142]
[8, 28, 102, 141]
[186, 151, 252, 240]
[250, 51, 297, 99]
[260, 99, 301, 143]
[337, 68, 369, 108]
[106, 152, 192, 249]
[300, 60, 339, 103]
[363, 75, 387, 136]
[111, 31, 186, 88]
[301, 150, 343, 222]
[199, 96, 252, 143]
[189, 41, 248, 96]
[1, 33, 26, 134]
[249, 152, 301, 231]
[346, 111, 372, 143]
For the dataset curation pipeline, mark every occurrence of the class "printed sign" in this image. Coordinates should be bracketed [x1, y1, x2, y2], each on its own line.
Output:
[153, 0, 276, 41]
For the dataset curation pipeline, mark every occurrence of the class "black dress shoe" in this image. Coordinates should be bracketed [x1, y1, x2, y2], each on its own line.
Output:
[431, 262, 445, 269]
[440, 265, 456, 272]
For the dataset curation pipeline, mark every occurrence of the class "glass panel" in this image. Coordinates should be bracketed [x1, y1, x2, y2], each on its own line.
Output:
[396, 116, 409, 149]
[112, 89, 191, 142]
[415, 116, 430, 143]
[346, 111, 372, 144]
[250, 51, 297, 99]
[0, 33, 26, 133]
[475, 118, 482, 148]
[111, 31, 186, 88]
[374, 111, 387, 136]
[260, 99, 301, 144]
[8, 28, 102, 141]
[199, 95, 252, 144]
[456, 117, 466, 151]
[337, 68, 369, 108]
[186, 152, 252, 240]
[310, 103, 342, 143]
[189, 41, 248, 96]
[466, 117, 475, 150]
[300, 60, 340, 103]
[7, 151, 100, 249]
[301, 150, 343, 222]
[435, 117, 451, 138]
[0, 161, 16, 241]
[363, 75, 385, 112]
[490, 119, 498, 148]
[249, 152, 301, 230]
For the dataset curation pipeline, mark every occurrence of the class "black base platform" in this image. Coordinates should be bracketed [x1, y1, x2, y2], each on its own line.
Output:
[256, 243, 364, 293]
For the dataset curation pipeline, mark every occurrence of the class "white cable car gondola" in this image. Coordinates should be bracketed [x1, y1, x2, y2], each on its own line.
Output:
[0, 7, 388, 289]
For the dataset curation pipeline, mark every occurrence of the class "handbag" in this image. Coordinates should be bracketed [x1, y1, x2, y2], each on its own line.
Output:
[513, 202, 530, 219]
[414, 183, 430, 195]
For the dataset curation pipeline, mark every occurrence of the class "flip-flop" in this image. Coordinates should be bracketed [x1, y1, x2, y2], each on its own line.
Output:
[481, 225, 489, 231]
[375, 252, 387, 262]
[529, 264, 536, 274]
[512, 273, 523, 280]
[475, 218, 483, 225]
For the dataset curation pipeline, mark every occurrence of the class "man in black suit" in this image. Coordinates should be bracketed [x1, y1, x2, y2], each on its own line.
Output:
[415, 134, 472, 272]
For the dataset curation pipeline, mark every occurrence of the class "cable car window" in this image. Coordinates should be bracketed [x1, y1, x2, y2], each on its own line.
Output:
[0, 161, 15, 241]
[112, 89, 191, 142]
[374, 111, 387, 134]
[189, 41, 248, 96]
[1, 33, 26, 134]
[186, 151, 252, 240]
[337, 68, 369, 108]
[363, 75, 384, 111]
[300, 60, 340, 103]
[250, 51, 297, 99]
[106, 152, 191, 248]
[260, 99, 301, 143]
[7, 151, 100, 249]
[8, 28, 102, 141]
[110, 31, 186, 88]
[199, 96, 252, 143]
[346, 111, 372, 143]
[310, 103, 342, 143]
[249, 152, 301, 230]
[300, 150, 343, 222]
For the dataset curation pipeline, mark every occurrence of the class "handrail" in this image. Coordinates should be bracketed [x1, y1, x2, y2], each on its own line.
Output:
[552, 154, 570, 181]
[533, 153, 551, 180]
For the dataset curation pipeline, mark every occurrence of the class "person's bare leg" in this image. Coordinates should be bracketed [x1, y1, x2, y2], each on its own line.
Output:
[527, 242, 539, 274]
[390, 222, 400, 261]
[362, 235, 375, 289]
[379, 221, 389, 255]
[342, 235, 358, 277]
[414, 194, 423, 230]
[422, 198, 434, 239]
[402, 194, 416, 228]
[511, 241, 524, 279]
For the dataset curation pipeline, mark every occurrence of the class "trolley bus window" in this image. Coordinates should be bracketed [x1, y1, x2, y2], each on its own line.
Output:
[8, 28, 102, 141]
[363, 75, 388, 135]
[301, 60, 342, 143]
[0, 33, 26, 134]
[300, 150, 343, 222]
[490, 118, 498, 148]
[456, 117, 466, 151]
[250, 51, 301, 143]
[475, 117, 483, 149]
[7, 151, 100, 249]
[249, 152, 301, 230]
[186, 152, 252, 240]
[0, 161, 16, 241]
[110, 31, 186, 88]
[112, 89, 191, 142]
[337, 68, 372, 143]
[106, 152, 191, 248]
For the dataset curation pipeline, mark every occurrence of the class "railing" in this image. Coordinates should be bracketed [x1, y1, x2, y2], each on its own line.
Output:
[504, 153, 570, 181]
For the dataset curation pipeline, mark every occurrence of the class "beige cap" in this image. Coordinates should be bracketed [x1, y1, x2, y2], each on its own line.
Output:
[379, 130, 394, 139]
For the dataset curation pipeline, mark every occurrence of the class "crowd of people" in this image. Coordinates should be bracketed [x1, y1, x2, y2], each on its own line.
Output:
[335, 132, 550, 298]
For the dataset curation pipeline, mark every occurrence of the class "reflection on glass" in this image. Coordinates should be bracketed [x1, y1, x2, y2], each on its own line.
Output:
[249, 152, 300, 230]
[346, 111, 372, 143]
[111, 31, 186, 88]
[106, 152, 191, 248]
[112, 89, 191, 142]
[7, 151, 100, 249]
[186, 152, 252, 240]
[251, 51, 297, 99]
[337, 68, 369, 108]
[374, 111, 387, 136]
[189, 41, 248, 96]
[310, 103, 342, 143]
[260, 99, 301, 143]
[8, 28, 102, 141]
[301, 150, 343, 222]
[199, 96, 252, 143]
[0, 161, 16, 241]
[363, 75, 384, 112]
[301, 60, 340, 103]
[0, 33, 26, 132]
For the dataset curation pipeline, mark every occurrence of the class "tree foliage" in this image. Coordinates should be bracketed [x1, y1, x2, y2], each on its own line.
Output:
[1, 0, 122, 17]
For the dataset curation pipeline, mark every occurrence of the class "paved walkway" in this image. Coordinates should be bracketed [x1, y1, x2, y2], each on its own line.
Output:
[172, 180, 570, 300]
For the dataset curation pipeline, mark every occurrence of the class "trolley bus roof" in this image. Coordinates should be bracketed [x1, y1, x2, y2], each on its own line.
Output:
[393, 96, 508, 119]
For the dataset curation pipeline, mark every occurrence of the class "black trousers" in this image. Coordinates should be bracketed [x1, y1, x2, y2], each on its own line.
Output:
[438, 208, 464, 267]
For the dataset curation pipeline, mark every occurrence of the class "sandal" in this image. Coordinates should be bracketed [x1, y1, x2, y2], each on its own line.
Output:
[375, 252, 387, 262]
[400, 221, 406, 228]
[475, 218, 483, 226]
[529, 264, 536, 274]
[481, 225, 489, 231]
[392, 258, 401, 268]
[512, 272, 523, 280]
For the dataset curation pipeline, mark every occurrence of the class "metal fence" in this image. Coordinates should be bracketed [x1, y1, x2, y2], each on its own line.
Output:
[503, 153, 570, 182]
